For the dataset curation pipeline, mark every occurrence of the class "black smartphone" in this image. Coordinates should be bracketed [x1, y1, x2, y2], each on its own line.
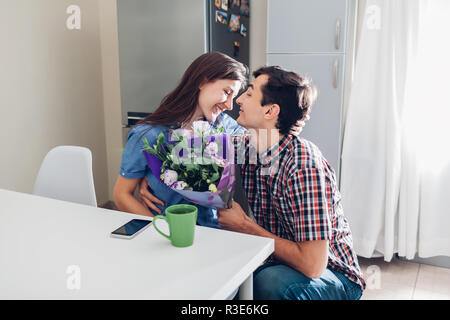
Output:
[110, 219, 152, 239]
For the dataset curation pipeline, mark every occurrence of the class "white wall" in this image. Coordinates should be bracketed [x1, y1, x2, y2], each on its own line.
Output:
[98, 0, 123, 201]
[0, 0, 109, 204]
[249, 0, 268, 73]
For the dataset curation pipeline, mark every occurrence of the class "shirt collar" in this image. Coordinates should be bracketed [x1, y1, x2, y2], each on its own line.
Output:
[258, 134, 293, 166]
[210, 113, 223, 129]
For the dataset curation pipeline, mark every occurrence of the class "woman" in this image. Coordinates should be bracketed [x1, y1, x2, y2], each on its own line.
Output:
[113, 52, 248, 228]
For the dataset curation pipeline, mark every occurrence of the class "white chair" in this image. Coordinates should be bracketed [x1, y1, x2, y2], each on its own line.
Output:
[33, 146, 97, 207]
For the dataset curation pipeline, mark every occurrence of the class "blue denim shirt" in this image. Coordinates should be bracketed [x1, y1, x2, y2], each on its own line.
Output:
[119, 113, 245, 229]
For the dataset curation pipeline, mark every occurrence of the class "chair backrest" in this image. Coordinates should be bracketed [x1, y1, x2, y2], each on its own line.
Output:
[33, 146, 97, 207]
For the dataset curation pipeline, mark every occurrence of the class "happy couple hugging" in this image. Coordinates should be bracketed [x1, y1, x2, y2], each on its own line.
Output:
[113, 52, 366, 300]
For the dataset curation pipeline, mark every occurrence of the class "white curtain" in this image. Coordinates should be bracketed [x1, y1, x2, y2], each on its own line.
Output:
[341, 0, 450, 261]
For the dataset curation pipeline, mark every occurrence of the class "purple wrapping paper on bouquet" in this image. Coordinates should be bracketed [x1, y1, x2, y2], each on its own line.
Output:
[143, 133, 236, 209]
[169, 163, 235, 209]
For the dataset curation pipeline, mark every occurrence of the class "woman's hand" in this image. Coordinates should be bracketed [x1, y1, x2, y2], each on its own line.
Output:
[138, 177, 165, 214]
[113, 175, 153, 217]
[290, 114, 310, 136]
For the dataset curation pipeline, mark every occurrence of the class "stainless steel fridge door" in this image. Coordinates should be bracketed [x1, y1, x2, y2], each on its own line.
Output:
[117, 0, 208, 125]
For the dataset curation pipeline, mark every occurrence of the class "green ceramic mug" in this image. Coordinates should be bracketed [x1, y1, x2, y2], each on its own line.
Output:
[152, 204, 198, 247]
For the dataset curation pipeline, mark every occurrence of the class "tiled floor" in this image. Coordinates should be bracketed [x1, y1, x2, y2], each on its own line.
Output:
[358, 256, 450, 300]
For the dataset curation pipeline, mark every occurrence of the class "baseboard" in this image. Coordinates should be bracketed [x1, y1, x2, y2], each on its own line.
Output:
[398, 254, 450, 269]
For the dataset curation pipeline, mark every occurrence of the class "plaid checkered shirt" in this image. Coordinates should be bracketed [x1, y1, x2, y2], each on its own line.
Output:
[232, 134, 366, 290]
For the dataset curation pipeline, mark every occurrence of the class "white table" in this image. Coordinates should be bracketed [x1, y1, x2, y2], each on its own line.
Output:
[0, 189, 274, 299]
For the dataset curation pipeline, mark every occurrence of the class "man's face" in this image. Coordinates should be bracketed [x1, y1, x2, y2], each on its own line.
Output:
[236, 74, 270, 130]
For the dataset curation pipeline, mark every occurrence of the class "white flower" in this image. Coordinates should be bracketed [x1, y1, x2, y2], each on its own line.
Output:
[169, 128, 192, 141]
[204, 141, 219, 157]
[163, 169, 178, 187]
[192, 121, 212, 137]
[208, 184, 218, 193]
[172, 181, 188, 190]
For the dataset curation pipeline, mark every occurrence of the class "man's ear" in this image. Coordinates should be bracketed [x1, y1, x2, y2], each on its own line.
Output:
[264, 104, 280, 120]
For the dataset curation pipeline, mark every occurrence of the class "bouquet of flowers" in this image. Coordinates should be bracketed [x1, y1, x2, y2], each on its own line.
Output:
[142, 121, 235, 208]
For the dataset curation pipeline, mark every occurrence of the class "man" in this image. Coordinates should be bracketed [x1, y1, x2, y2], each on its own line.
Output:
[218, 66, 365, 300]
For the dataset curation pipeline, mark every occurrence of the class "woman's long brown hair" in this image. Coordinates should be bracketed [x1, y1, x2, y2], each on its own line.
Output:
[137, 52, 248, 128]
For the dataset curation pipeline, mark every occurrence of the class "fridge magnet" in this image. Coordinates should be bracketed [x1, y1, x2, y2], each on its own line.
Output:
[233, 41, 240, 58]
[240, 23, 247, 37]
[231, 0, 240, 8]
[240, 0, 249, 16]
[214, 0, 221, 9]
[228, 14, 240, 32]
[215, 10, 228, 25]
[221, 0, 228, 11]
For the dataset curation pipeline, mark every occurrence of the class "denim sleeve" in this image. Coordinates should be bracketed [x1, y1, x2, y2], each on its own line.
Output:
[119, 125, 156, 179]
[221, 113, 246, 135]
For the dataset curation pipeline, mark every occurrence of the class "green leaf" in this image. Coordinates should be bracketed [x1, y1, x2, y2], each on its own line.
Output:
[202, 140, 207, 153]
[145, 148, 159, 156]
[142, 137, 150, 147]
[185, 164, 197, 171]
[210, 172, 220, 182]
[192, 148, 203, 154]
[157, 132, 165, 146]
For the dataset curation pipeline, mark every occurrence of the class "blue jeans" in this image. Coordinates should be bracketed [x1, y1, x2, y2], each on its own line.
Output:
[253, 262, 363, 300]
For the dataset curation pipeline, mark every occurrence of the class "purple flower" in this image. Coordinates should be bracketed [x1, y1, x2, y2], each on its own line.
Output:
[204, 141, 219, 157]
[162, 169, 178, 187]
[172, 181, 188, 190]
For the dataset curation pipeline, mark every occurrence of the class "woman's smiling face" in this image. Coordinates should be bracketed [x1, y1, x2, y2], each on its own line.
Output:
[197, 79, 242, 123]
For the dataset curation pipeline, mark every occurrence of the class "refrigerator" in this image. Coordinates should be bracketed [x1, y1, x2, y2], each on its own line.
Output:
[116, 0, 250, 129]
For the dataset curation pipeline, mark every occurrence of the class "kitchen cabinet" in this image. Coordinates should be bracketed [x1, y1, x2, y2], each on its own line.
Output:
[267, 0, 350, 179]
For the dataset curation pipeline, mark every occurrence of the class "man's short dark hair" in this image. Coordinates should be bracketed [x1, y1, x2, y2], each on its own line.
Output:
[253, 66, 317, 135]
